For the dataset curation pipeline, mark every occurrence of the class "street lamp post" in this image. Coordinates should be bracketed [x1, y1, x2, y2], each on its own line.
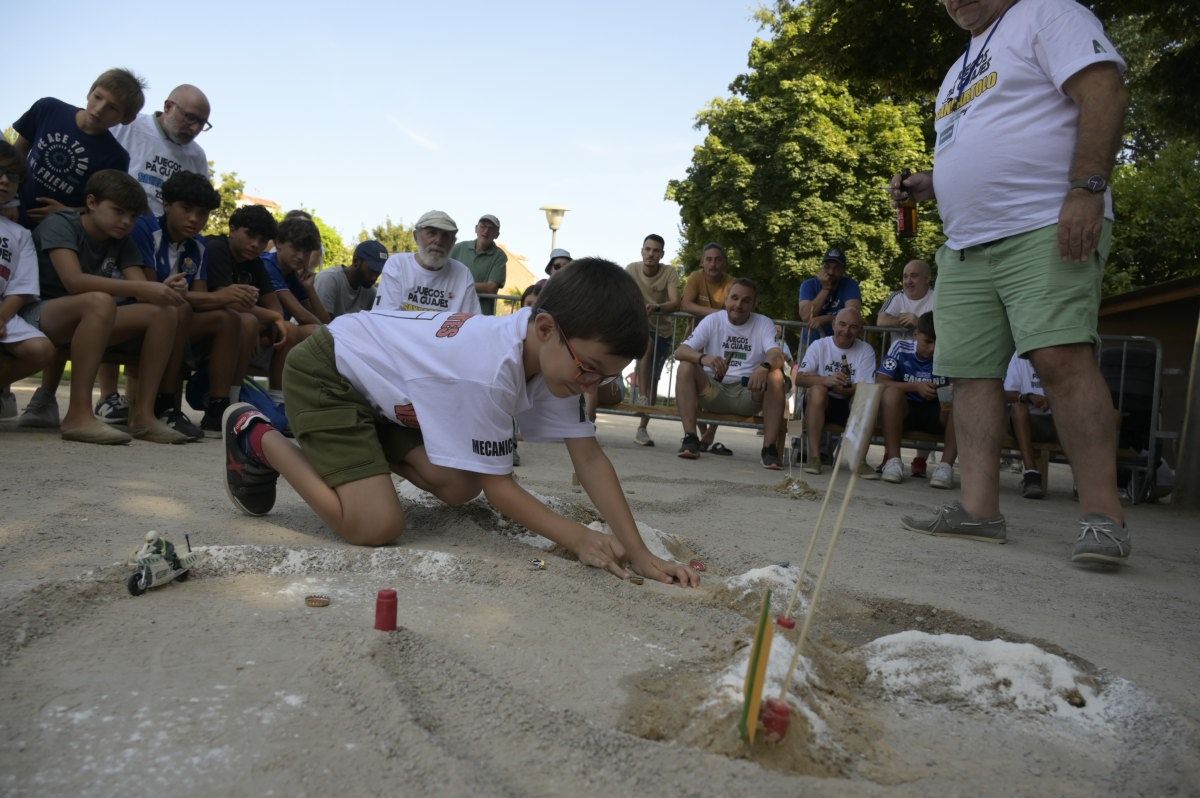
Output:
[539, 205, 569, 251]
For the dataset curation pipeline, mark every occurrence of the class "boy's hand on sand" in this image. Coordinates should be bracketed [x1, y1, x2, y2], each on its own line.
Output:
[573, 528, 630, 579]
[631, 551, 700, 587]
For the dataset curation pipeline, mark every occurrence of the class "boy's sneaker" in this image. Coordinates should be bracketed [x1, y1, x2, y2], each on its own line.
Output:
[902, 502, 1007, 544]
[635, 427, 654, 446]
[223, 402, 279, 516]
[18, 389, 60, 428]
[678, 433, 701, 460]
[929, 462, 954, 489]
[910, 456, 927, 478]
[159, 408, 203, 442]
[94, 392, 129, 424]
[882, 457, 905, 484]
[1021, 469, 1044, 499]
[0, 391, 16, 419]
[760, 444, 782, 470]
[1071, 514, 1131, 564]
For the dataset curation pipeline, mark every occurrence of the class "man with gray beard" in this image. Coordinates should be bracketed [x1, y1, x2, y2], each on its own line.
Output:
[373, 210, 481, 314]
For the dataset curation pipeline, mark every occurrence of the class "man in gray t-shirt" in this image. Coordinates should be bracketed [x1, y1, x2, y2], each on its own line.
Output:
[313, 240, 388, 318]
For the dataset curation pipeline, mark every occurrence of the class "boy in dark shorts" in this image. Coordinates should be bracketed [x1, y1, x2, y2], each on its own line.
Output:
[222, 259, 699, 586]
[875, 312, 958, 487]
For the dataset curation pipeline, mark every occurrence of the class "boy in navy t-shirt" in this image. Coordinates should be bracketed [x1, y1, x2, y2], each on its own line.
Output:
[12, 68, 146, 229]
[875, 312, 957, 487]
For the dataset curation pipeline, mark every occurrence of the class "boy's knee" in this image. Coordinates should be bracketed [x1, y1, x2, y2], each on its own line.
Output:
[435, 478, 483, 506]
[341, 518, 404, 547]
[31, 337, 58, 367]
[80, 291, 118, 320]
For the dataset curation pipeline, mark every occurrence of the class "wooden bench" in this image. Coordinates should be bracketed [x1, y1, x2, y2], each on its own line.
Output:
[597, 401, 788, 454]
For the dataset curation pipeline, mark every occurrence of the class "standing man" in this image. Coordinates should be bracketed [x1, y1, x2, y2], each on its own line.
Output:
[680, 242, 735, 449]
[893, 0, 1130, 564]
[114, 84, 211, 215]
[626, 234, 680, 446]
[797, 248, 861, 341]
[314, 240, 388, 318]
[450, 214, 506, 315]
[877, 259, 936, 347]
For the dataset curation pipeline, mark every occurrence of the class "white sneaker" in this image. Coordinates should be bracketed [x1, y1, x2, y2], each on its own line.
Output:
[882, 457, 905, 484]
[929, 462, 954, 489]
[634, 427, 654, 446]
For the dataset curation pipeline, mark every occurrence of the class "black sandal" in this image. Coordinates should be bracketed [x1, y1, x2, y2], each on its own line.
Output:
[709, 442, 733, 456]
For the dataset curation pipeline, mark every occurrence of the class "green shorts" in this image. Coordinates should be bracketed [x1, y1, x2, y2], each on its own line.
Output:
[283, 327, 424, 488]
[699, 379, 762, 416]
[933, 221, 1113, 380]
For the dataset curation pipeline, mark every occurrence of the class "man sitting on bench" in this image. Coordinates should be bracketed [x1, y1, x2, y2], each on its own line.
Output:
[674, 278, 787, 469]
[1004, 352, 1057, 500]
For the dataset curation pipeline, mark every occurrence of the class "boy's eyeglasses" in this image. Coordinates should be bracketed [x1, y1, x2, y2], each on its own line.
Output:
[0, 168, 19, 182]
[555, 322, 620, 387]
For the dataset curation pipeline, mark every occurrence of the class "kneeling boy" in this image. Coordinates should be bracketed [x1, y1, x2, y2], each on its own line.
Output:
[223, 259, 698, 586]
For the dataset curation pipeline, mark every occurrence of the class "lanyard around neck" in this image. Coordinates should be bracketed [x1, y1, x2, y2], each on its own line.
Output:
[955, 1, 1016, 102]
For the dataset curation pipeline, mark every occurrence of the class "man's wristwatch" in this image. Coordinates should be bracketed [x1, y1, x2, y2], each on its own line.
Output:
[760, 362, 773, 371]
[1069, 175, 1108, 194]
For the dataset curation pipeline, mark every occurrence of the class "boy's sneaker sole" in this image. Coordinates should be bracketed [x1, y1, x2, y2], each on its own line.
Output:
[223, 402, 279, 516]
[902, 502, 1007, 544]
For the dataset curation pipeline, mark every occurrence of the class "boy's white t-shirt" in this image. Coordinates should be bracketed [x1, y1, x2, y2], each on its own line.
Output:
[798, 337, 877, 399]
[879, 288, 936, 346]
[1003, 354, 1050, 416]
[373, 253, 481, 314]
[0, 217, 47, 344]
[329, 307, 592, 474]
[680, 311, 779, 382]
[112, 114, 208, 216]
[931, 0, 1124, 249]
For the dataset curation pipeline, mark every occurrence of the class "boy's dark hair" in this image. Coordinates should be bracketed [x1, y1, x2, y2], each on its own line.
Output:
[161, 170, 220, 211]
[85, 169, 149, 215]
[229, 205, 279, 239]
[536, 258, 649, 360]
[283, 209, 313, 221]
[90, 68, 148, 122]
[730, 277, 758, 297]
[643, 234, 665, 248]
[275, 217, 321, 251]
[917, 311, 935, 340]
[0, 140, 25, 182]
[520, 279, 546, 306]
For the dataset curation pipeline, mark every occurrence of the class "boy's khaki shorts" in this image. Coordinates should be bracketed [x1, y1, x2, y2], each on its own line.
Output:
[933, 221, 1113, 380]
[284, 327, 423, 488]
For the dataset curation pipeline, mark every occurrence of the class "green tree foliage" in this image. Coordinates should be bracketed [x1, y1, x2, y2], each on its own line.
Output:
[301, 211, 351, 269]
[668, 27, 939, 320]
[358, 216, 416, 255]
[3, 127, 16, 144]
[202, 168, 245, 237]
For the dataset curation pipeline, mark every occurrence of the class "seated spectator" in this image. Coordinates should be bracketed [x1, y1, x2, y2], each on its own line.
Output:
[12, 68, 145, 228]
[374, 211, 481, 314]
[544, 249, 571, 276]
[0, 142, 57, 419]
[203, 205, 293, 404]
[874, 312, 957, 488]
[19, 170, 188, 444]
[626, 233, 680, 447]
[520, 279, 546, 308]
[1004, 352, 1056, 500]
[131, 170, 248, 437]
[794, 307, 876, 474]
[262, 216, 330, 329]
[674, 278, 788, 469]
[450, 214, 506, 314]
[314, 240, 388, 318]
[797, 248, 861, 342]
[876, 259, 936, 348]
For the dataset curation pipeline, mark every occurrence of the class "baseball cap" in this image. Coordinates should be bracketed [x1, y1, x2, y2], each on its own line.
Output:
[414, 210, 458, 233]
[479, 214, 500, 228]
[822, 248, 847, 267]
[545, 248, 572, 274]
[354, 240, 389, 272]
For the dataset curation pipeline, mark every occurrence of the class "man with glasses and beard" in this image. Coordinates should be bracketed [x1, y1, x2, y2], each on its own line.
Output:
[114, 84, 212, 215]
[374, 211, 481, 315]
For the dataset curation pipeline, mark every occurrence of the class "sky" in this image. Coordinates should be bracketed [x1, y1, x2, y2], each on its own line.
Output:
[6, 0, 767, 273]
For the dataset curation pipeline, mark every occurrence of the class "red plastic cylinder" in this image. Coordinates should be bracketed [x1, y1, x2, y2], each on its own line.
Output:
[374, 588, 397, 631]
[760, 698, 792, 743]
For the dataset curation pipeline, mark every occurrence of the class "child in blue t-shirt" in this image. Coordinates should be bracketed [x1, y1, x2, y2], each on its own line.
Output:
[875, 312, 957, 487]
[12, 68, 146, 229]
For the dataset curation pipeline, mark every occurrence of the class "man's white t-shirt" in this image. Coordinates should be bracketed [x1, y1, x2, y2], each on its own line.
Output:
[1003, 353, 1050, 416]
[879, 288, 936, 346]
[373, 253, 481, 314]
[328, 307, 593, 474]
[680, 311, 779, 383]
[798, 337, 877, 400]
[113, 114, 208, 216]
[0, 217, 46, 344]
[931, 0, 1125, 249]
